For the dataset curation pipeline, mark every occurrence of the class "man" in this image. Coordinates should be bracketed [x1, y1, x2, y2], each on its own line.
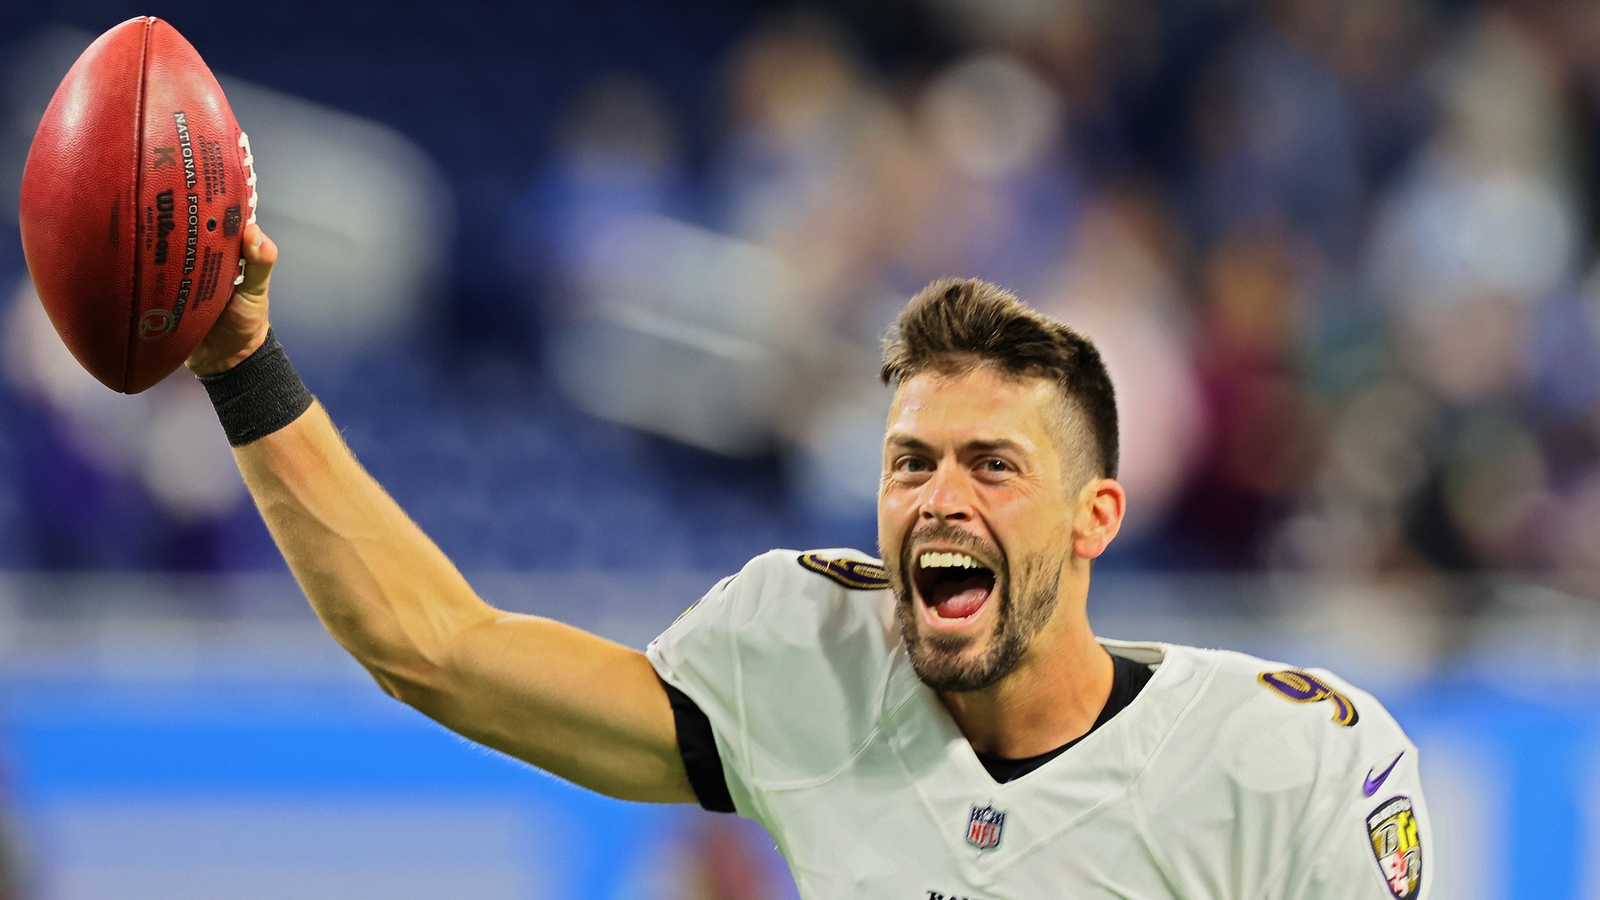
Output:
[188, 224, 1430, 899]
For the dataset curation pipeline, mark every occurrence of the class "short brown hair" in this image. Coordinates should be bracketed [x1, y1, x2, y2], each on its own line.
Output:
[880, 278, 1119, 479]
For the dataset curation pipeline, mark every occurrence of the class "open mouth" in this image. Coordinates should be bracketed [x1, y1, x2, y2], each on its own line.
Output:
[912, 550, 997, 621]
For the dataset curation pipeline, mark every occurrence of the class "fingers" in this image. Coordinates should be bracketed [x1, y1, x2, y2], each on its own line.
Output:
[235, 222, 278, 300]
[184, 223, 280, 375]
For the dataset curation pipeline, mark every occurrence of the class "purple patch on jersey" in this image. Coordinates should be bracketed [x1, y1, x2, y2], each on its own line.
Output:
[1364, 751, 1405, 797]
[966, 804, 1005, 850]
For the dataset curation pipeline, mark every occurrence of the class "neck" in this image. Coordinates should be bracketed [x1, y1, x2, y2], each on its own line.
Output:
[938, 574, 1112, 759]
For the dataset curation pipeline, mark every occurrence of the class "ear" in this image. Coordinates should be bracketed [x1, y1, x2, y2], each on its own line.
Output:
[1072, 478, 1126, 559]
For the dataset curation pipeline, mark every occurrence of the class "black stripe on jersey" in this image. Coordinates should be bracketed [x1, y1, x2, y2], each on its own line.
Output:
[662, 679, 737, 813]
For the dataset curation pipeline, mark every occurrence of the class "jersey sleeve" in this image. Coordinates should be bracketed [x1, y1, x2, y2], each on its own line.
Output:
[1281, 678, 1432, 900]
[645, 548, 898, 825]
[646, 567, 761, 816]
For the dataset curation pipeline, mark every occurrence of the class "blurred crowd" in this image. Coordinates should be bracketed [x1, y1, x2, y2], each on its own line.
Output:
[529, 0, 1600, 595]
[6, 0, 1600, 600]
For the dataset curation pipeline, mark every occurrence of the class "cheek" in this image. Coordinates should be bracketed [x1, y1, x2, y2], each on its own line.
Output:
[877, 492, 910, 556]
[877, 477, 920, 519]
[977, 485, 1045, 527]
[986, 496, 1073, 566]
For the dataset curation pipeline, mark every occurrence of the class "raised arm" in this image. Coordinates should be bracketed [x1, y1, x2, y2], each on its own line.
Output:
[188, 225, 695, 804]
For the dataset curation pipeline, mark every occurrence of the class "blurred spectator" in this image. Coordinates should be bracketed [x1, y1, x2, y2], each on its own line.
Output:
[1168, 227, 1319, 568]
[892, 51, 1080, 298]
[533, 74, 692, 290]
[1038, 191, 1204, 541]
[1191, 8, 1364, 256]
[713, 16, 905, 330]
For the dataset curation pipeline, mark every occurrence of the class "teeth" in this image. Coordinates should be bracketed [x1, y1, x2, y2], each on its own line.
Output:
[919, 552, 981, 570]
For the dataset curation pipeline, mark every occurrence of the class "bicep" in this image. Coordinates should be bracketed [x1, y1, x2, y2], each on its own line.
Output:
[419, 614, 697, 804]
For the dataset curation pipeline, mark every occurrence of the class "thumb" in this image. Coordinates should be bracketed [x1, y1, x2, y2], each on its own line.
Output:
[235, 223, 278, 301]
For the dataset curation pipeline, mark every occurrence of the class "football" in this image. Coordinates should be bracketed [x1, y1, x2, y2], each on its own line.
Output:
[19, 16, 257, 394]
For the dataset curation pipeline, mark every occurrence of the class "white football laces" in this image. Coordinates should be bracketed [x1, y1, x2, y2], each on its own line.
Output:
[234, 130, 259, 286]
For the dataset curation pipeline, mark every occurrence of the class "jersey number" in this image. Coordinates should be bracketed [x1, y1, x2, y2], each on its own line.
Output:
[797, 553, 890, 590]
[1258, 669, 1359, 727]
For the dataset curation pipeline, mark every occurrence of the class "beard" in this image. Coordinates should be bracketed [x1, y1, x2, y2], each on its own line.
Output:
[887, 522, 1062, 693]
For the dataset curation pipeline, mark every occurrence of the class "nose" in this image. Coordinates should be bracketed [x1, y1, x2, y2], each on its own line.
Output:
[919, 460, 974, 523]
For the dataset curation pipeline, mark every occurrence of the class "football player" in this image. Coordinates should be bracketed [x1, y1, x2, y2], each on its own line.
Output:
[188, 223, 1431, 899]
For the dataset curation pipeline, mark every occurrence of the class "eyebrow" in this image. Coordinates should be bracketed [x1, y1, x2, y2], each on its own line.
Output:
[885, 434, 1028, 455]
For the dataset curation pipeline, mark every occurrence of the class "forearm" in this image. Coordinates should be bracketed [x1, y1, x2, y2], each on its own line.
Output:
[233, 401, 493, 696]
[188, 228, 691, 803]
[232, 401, 693, 801]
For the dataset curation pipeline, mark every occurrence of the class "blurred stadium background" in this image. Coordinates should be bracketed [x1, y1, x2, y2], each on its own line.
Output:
[1, 0, 1599, 896]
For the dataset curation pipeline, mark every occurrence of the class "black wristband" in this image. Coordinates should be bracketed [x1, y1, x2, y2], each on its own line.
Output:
[198, 329, 314, 446]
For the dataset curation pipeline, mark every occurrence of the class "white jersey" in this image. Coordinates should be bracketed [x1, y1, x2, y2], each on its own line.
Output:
[647, 549, 1432, 900]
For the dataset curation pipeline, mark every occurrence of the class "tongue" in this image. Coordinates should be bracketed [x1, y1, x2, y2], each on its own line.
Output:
[930, 576, 991, 619]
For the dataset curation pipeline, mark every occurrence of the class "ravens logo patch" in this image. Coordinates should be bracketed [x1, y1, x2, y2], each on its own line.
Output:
[1367, 795, 1423, 898]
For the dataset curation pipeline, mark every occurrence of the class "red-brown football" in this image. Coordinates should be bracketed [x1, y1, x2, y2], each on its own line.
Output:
[19, 16, 257, 394]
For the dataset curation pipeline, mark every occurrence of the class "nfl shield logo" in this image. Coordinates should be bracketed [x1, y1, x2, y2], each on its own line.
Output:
[965, 804, 1005, 850]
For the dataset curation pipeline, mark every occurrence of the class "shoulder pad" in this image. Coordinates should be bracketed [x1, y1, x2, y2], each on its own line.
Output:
[1258, 668, 1360, 727]
[797, 552, 890, 590]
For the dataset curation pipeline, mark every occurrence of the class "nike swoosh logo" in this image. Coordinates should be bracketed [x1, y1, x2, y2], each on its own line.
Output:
[1363, 751, 1404, 797]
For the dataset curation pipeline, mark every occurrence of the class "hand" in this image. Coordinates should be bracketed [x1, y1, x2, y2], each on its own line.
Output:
[186, 223, 278, 375]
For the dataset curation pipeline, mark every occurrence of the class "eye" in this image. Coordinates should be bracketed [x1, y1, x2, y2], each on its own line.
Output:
[889, 455, 933, 482]
[975, 457, 1015, 480]
[897, 456, 930, 473]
